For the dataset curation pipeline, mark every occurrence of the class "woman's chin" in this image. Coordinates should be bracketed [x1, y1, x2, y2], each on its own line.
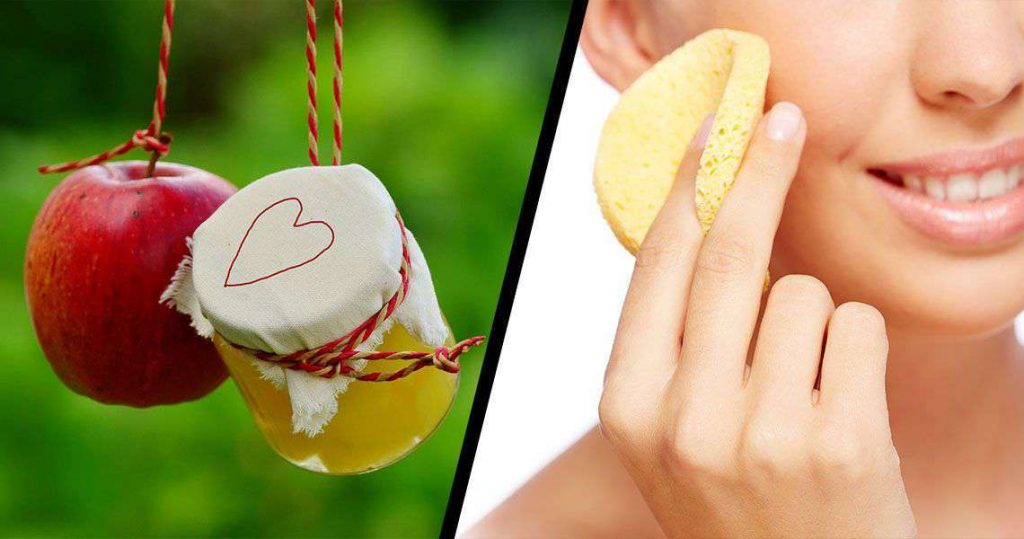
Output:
[884, 295, 1021, 342]
[814, 266, 1023, 341]
[772, 258, 1024, 344]
[775, 195, 1024, 343]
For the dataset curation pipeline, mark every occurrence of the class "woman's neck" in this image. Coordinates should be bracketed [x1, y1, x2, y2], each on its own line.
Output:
[885, 322, 1024, 533]
[886, 323, 1024, 439]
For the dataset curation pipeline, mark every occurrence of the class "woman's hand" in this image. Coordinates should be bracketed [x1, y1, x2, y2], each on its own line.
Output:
[599, 102, 916, 538]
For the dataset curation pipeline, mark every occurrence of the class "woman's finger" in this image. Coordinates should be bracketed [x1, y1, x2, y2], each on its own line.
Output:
[671, 102, 807, 400]
[818, 302, 890, 416]
[748, 275, 834, 408]
[605, 115, 712, 392]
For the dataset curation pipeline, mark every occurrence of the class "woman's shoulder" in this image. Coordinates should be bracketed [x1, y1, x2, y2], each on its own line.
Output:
[465, 427, 665, 539]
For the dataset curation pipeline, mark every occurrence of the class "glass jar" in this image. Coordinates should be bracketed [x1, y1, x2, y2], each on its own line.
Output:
[215, 324, 458, 475]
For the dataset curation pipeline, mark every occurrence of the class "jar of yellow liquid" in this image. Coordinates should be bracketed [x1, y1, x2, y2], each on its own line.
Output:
[162, 164, 481, 475]
[215, 325, 458, 474]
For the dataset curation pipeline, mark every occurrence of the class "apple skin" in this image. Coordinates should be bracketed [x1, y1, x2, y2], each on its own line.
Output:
[25, 161, 237, 406]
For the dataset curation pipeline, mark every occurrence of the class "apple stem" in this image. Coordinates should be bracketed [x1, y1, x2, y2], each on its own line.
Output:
[146, 152, 160, 178]
[145, 133, 173, 178]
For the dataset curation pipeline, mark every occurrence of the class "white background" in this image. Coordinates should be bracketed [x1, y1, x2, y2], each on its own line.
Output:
[456, 48, 629, 534]
[456, 45, 1024, 535]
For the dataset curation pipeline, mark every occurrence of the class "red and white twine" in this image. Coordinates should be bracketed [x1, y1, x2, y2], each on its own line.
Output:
[240, 0, 485, 382]
[305, 0, 320, 166]
[305, 0, 345, 166]
[39, 0, 175, 175]
[331, 0, 343, 165]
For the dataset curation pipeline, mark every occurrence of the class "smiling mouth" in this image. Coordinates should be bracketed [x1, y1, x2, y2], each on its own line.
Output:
[868, 136, 1024, 203]
[868, 163, 1024, 202]
[866, 137, 1024, 247]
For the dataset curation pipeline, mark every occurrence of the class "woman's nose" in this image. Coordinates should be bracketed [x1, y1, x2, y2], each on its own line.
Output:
[911, 2, 1024, 110]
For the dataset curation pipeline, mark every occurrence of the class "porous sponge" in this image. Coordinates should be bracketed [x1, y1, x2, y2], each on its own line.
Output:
[594, 29, 770, 252]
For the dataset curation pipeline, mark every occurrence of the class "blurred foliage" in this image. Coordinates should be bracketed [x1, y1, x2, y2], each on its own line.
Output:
[0, 0, 569, 536]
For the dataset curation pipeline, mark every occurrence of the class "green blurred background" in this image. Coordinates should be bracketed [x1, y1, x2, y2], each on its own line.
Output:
[0, 1, 568, 536]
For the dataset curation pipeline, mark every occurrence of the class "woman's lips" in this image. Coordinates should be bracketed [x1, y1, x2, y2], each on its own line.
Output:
[871, 177, 1024, 246]
[874, 137, 1024, 177]
[868, 137, 1024, 246]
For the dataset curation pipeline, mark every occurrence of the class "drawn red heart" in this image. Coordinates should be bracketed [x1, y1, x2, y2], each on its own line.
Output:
[223, 197, 335, 287]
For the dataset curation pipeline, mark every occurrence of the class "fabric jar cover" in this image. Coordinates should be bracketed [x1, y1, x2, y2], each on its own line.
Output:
[162, 164, 449, 436]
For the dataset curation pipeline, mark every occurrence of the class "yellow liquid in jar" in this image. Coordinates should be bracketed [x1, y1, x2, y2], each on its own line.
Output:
[215, 325, 458, 475]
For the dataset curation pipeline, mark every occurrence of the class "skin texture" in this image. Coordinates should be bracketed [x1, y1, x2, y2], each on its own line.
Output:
[470, 1, 1024, 537]
[25, 161, 237, 406]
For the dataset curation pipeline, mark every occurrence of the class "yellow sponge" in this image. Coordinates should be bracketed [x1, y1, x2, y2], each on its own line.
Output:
[594, 29, 770, 252]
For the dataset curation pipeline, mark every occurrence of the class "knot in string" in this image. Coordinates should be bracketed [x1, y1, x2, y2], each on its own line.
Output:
[431, 336, 487, 373]
[132, 128, 172, 156]
[432, 346, 457, 372]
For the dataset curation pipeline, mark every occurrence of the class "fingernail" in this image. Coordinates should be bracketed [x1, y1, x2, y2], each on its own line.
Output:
[766, 101, 802, 141]
[690, 113, 714, 149]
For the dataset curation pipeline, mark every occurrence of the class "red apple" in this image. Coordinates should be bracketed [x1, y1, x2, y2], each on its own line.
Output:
[25, 161, 237, 406]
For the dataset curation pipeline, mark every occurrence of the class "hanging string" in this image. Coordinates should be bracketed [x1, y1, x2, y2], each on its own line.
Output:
[305, 0, 320, 166]
[39, 0, 175, 176]
[332, 0, 343, 165]
[305, 0, 344, 166]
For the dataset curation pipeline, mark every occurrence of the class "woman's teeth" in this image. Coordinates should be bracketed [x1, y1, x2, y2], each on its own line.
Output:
[901, 164, 1024, 202]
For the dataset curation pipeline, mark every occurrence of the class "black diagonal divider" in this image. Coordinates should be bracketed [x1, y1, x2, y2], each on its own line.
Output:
[440, 0, 589, 536]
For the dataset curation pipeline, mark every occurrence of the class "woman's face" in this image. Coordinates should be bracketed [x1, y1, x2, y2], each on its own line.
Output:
[620, 1, 1024, 339]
